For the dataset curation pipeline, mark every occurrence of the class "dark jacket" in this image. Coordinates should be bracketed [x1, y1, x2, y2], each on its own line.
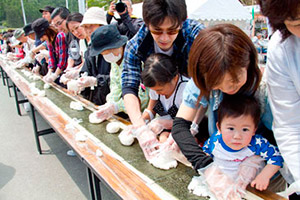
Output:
[80, 47, 111, 105]
[106, 11, 143, 40]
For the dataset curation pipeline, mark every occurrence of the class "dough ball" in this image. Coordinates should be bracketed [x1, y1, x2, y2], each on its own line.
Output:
[89, 112, 104, 124]
[106, 122, 120, 134]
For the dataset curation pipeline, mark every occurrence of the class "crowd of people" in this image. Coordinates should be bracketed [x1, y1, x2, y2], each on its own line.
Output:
[0, 0, 299, 199]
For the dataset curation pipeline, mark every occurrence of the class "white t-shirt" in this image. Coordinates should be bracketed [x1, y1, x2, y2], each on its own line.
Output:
[149, 75, 189, 112]
[79, 39, 88, 58]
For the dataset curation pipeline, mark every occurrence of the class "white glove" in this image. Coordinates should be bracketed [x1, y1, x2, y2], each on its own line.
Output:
[43, 72, 58, 83]
[77, 76, 97, 88]
[67, 79, 84, 95]
[59, 74, 70, 85]
[201, 164, 243, 200]
[95, 103, 117, 121]
[32, 65, 40, 75]
[133, 125, 160, 161]
[35, 50, 49, 63]
[148, 116, 173, 135]
[64, 68, 80, 80]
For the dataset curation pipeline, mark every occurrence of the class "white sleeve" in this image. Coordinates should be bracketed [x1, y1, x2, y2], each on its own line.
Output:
[149, 89, 158, 100]
[266, 32, 300, 182]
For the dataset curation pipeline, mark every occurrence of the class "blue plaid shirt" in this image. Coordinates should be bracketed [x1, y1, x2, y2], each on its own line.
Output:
[121, 18, 205, 97]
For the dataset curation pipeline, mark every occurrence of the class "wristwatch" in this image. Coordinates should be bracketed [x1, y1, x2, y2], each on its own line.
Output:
[190, 122, 199, 135]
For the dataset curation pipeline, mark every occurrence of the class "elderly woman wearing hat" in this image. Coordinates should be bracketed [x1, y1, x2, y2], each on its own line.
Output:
[87, 25, 149, 122]
[32, 18, 68, 83]
[61, 7, 108, 88]
[80, 7, 107, 38]
[66, 7, 112, 106]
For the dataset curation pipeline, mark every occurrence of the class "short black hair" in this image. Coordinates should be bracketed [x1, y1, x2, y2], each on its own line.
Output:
[142, 53, 178, 87]
[66, 13, 83, 30]
[142, 0, 187, 28]
[218, 94, 261, 128]
[51, 7, 70, 20]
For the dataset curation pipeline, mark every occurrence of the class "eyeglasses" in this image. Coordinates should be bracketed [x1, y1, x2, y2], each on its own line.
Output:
[54, 19, 64, 27]
[149, 27, 181, 35]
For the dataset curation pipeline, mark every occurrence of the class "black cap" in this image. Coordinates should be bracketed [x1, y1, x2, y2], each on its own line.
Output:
[90, 25, 128, 57]
[32, 18, 49, 39]
[23, 23, 34, 36]
[39, 6, 55, 13]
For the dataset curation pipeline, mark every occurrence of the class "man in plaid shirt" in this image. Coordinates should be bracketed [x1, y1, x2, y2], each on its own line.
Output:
[121, 0, 205, 127]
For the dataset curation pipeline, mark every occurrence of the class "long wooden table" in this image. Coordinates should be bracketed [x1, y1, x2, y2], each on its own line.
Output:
[0, 55, 287, 200]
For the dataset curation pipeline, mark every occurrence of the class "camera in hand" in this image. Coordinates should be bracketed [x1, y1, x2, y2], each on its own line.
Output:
[115, 0, 127, 13]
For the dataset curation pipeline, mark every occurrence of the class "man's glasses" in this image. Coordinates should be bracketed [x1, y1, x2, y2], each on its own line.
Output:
[149, 27, 181, 35]
[54, 19, 64, 27]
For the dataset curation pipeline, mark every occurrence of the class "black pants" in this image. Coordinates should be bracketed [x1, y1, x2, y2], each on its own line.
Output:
[289, 193, 300, 200]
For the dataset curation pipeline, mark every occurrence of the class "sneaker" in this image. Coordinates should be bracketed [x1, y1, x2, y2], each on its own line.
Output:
[67, 149, 76, 157]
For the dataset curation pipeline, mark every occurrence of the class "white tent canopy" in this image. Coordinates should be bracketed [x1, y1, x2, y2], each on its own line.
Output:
[187, 0, 251, 21]
[132, 0, 251, 34]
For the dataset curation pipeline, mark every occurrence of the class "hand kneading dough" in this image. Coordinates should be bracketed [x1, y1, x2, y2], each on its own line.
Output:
[118, 129, 135, 146]
[67, 80, 80, 93]
[106, 122, 120, 133]
[89, 112, 104, 124]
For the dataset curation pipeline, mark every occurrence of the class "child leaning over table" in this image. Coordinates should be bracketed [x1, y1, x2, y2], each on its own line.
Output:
[201, 94, 283, 200]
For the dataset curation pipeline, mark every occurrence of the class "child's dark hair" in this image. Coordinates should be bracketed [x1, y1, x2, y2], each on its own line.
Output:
[218, 94, 261, 128]
[141, 53, 178, 87]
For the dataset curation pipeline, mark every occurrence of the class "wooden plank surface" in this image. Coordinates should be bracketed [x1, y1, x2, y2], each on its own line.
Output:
[0, 57, 164, 200]
[0, 55, 288, 200]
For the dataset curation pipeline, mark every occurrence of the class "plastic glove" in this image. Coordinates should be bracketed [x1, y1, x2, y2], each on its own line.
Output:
[43, 72, 58, 83]
[236, 155, 264, 192]
[152, 134, 192, 167]
[77, 76, 97, 88]
[24, 51, 35, 64]
[59, 74, 70, 85]
[95, 103, 117, 121]
[167, 135, 191, 167]
[200, 164, 242, 200]
[35, 50, 49, 63]
[67, 79, 84, 95]
[63, 68, 80, 80]
[148, 115, 173, 135]
[133, 125, 160, 161]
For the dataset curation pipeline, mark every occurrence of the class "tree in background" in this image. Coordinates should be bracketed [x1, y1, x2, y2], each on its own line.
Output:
[87, 0, 143, 10]
[0, 0, 143, 29]
[0, 0, 79, 29]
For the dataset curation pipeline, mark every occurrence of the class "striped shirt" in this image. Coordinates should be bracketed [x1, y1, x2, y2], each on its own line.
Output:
[47, 32, 68, 71]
